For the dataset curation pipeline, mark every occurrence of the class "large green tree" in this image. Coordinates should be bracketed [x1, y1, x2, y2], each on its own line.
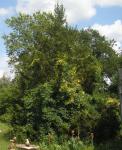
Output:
[3, 4, 121, 142]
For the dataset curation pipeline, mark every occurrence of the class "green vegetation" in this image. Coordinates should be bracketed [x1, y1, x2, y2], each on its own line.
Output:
[0, 3, 122, 149]
[0, 122, 11, 150]
[39, 138, 94, 150]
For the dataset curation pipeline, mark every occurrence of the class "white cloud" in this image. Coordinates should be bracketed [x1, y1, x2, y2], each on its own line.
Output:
[16, 0, 96, 23]
[16, 0, 122, 23]
[94, 0, 122, 7]
[92, 20, 122, 53]
[0, 7, 14, 16]
[61, 0, 96, 23]
[16, 0, 55, 14]
[0, 55, 15, 79]
[0, 56, 9, 78]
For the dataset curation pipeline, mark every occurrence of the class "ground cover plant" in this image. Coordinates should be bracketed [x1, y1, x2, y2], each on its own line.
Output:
[0, 122, 11, 150]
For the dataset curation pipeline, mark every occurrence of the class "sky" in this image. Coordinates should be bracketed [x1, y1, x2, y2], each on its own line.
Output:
[0, 0, 122, 78]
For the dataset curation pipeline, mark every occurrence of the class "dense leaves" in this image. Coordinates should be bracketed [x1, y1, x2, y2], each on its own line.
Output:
[1, 4, 121, 143]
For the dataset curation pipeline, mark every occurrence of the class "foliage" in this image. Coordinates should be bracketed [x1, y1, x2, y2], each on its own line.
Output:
[0, 122, 12, 150]
[1, 3, 122, 144]
[94, 97, 121, 143]
[39, 138, 94, 150]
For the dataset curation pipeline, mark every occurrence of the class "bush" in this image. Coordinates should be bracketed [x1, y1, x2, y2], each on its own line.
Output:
[39, 138, 94, 150]
[94, 98, 121, 143]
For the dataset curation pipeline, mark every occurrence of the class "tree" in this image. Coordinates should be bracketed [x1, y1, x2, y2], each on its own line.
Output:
[3, 4, 121, 142]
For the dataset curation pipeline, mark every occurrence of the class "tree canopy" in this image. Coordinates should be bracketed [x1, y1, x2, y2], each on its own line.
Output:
[1, 4, 122, 142]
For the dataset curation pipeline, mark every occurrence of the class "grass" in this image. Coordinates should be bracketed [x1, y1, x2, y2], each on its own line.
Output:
[0, 122, 11, 150]
[0, 122, 122, 150]
[95, 140, 122, 150]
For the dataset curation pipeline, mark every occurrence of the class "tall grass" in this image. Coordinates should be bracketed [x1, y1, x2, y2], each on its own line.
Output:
[0, 122, 11, 150]
[39, 137, 122, 150]
[1, 122, 122, 150]
[95, 140, 122, 150]
[39, 138, 94, 150]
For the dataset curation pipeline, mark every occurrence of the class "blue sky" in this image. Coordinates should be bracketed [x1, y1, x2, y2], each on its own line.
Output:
[78, 6, 122, 27]
[0, 0, 122, 77]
